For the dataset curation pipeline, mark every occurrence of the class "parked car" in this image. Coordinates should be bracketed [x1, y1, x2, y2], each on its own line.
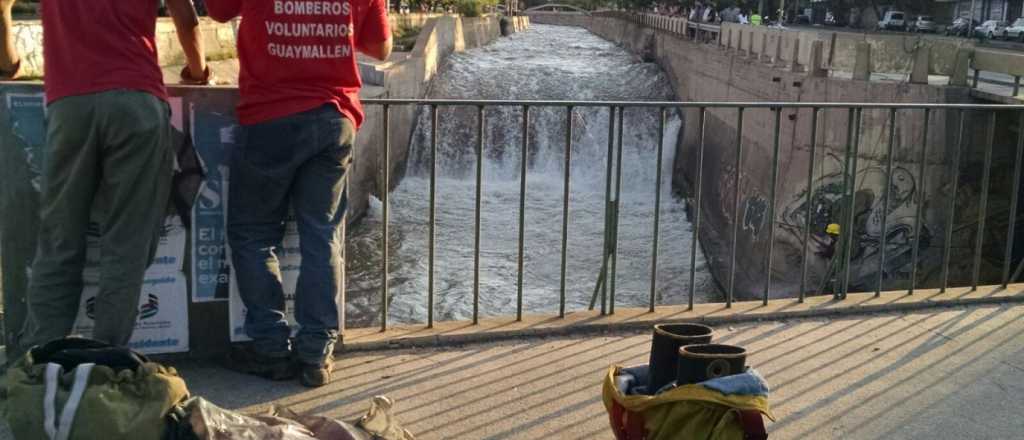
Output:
[824, 11, 847, 27]
[945, 17, 978, 37]
[1004, 18, 1024, 41]
[908, 15, 936, 32]
[877, 10, 907, 31]
[974, 20, 1008, 39]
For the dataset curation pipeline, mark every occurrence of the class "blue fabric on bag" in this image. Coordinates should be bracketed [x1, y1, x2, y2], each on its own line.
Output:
[699, 368, 770, 397]
[615, 365, 770, 397]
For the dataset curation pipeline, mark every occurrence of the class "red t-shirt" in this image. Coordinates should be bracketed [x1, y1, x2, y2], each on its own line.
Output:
[41, 0, 166, 104]
[207, 0, 390, 127]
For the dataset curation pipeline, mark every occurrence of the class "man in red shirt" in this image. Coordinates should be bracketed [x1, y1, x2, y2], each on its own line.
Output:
[206, 0, 391, 387]
[2, 0, 208, 359]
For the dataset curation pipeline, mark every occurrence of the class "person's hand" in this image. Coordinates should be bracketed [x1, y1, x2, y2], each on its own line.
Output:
[180, 65, 212, 85]
[1, 0, 16, 13]
[0, 58, 20, 79]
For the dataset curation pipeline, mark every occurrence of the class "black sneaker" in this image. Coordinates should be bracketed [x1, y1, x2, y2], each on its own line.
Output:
[299, 357, 333, 388]
[227, 344, 295, 381]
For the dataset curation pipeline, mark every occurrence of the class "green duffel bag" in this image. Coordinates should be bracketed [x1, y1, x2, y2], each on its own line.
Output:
[4, 337, 190, 440]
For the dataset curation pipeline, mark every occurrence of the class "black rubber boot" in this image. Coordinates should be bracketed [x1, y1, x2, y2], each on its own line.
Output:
[226, 344, 296, 381]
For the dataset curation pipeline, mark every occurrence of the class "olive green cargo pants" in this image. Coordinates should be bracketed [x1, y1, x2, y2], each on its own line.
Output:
[17, 90, 174, 354]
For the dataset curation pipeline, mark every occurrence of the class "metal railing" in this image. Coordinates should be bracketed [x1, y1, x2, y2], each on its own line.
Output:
[363, 99, 1024, 331]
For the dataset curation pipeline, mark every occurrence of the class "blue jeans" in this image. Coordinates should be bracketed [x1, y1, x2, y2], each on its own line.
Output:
[227, 105, 353, 366]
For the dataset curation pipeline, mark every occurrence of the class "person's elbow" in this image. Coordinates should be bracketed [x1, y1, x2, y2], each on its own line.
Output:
[206, 7, 238, 23]
[203, 1, 241, 23]
[362, 38, 393, 61]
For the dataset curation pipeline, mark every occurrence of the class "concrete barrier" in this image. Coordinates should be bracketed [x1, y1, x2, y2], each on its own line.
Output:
[975, 47, 1024, 80]
[9, 18, 240, 78]
[9, 13, 451, 78]
[718, 22, 974, 78]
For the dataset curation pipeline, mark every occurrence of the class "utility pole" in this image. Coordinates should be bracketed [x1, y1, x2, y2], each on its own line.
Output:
[969, 0, 976, 31]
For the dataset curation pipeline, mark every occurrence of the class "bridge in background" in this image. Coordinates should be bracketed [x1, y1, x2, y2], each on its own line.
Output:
[524, 3, 589, 13]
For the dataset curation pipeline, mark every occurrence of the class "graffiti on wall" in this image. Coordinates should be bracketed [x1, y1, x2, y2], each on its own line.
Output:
[779, 153, 933, 289]
[742, 195, 768, 238]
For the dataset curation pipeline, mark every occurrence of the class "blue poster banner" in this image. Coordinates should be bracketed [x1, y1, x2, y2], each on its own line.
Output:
[190, 106, 239, 302]
[6, 93, 47, 191]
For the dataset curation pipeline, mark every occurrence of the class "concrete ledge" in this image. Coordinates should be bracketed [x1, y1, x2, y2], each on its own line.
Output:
[9, 18, 239, 78]
[339, 284, 1024, 352]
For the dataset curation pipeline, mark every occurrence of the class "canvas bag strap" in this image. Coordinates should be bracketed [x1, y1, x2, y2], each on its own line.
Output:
[739, 410, 768, 440]
[43, 362, 95, 440]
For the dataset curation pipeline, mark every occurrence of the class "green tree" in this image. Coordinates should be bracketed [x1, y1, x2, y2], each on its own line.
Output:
[456, 0, 498, 17]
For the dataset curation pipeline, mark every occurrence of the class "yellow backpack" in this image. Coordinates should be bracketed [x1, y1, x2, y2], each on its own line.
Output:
[603, 365, 775, 440]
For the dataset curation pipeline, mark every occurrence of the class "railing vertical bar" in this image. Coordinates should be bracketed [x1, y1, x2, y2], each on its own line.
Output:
[764, 107, 782, 306]
[1003, 111, 1024, 288]
[876, 109, 898, 297]
[611, 107, 625, 312]
[380, 104, 390, 332]
[649, 107, 666, 313]
[428, 104, 437, 327]
[689, 107, 707, 310]
[840, 109, 863, 299]
[601, 106, 615, 315]
[799, 108, 819, 303]
[972, 112, 996, 291]
[728, 108, 744, 308]
[941, 110, 967, 292]
[516, 106, 530, 321]
[559, 106, 574, 318]
[473, 106, 484, 324]
[909, 108, 930, 295]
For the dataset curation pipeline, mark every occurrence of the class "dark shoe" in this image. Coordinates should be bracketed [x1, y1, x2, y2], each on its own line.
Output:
[299, 357, 333, 388]
[227, 344, 295, 381]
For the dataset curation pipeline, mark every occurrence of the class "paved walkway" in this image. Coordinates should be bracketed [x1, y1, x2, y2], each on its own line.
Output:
[169, 302, 1024, 439]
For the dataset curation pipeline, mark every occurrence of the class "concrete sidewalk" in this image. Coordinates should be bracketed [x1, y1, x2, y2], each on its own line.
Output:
[170, 303, 1024, 439]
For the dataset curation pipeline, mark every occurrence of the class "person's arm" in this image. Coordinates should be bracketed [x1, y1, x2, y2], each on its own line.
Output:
[204, 0, 242, 23]
[361, 37, 392, 61]
[0, 0, 21, 79]
[166, 0, 208, 83]
[356, 0, 393, 61]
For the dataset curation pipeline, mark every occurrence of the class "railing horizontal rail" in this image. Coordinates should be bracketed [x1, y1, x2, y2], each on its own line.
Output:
[363, 99, 1024, 110]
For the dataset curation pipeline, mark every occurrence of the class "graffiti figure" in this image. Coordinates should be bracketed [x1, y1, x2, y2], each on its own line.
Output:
[780, 154, 932, 293]
[847, 167, 931, 286]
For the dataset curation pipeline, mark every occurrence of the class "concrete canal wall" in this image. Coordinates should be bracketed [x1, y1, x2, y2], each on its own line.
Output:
[531, 12, 1017, 300]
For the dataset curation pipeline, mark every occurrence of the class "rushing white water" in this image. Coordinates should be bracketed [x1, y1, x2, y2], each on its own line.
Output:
[344, 25, 717, 327]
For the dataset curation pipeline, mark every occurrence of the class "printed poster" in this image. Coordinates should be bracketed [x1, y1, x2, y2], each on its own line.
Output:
[72, 272, 190, 354]
[5, 93, 47, 191]
[190, 105, 239, 302]
[84, 214, 187, 277]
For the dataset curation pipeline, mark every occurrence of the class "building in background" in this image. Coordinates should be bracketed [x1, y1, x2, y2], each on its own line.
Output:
[953, 0, 1024, 22]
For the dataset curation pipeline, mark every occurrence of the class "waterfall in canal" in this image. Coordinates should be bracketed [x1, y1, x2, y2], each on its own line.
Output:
[345, 25, 716, 326]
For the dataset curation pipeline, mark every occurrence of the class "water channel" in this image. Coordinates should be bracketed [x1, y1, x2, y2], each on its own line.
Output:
[345, 24, 718, 326]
